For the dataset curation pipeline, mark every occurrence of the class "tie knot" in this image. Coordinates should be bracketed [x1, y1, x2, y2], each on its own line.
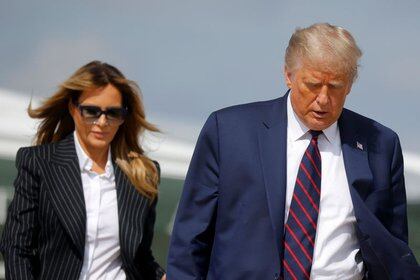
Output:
[310, 130, 322, 139]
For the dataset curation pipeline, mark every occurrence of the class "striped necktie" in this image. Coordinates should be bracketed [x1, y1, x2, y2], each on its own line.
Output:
[282, 130, 322, 280]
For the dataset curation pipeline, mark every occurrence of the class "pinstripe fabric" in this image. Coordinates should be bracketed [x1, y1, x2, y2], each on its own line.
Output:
[0, 133, 165, 280]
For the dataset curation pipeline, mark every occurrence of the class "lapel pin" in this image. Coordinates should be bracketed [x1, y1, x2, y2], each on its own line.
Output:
[356, 141, 364, 150]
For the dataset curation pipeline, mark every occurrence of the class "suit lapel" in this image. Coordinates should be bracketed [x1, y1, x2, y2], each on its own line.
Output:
[338, 110, 393, 274]
[258, 94, 288, 257]
[339, 110, 374, 223]
[115, 163, 149, 262]
[48, 134, 86, 257]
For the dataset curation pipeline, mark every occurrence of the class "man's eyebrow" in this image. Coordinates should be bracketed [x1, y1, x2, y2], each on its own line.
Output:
[303, 77, 322, 83]
[329, 80, 345, 87]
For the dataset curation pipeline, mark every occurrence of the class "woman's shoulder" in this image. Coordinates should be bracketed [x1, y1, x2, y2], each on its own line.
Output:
[16, 140, 63, 162]
[152, 160, 160, 172]
[148, 159, 160, 184]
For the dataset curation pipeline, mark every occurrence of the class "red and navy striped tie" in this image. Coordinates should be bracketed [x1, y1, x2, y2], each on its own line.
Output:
[282, 130, 322, 280]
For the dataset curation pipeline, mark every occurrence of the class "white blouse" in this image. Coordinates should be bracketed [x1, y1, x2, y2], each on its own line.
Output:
[74, 131, 126, 280]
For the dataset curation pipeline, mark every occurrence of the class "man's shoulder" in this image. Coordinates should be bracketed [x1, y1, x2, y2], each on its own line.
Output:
[212, 97, 283, 123]
[341, 108, 399, 141]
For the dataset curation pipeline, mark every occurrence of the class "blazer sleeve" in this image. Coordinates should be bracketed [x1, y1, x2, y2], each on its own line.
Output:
[136, 161, 165, 280]
[167, 112, 220, 279]
[0, 148, 39, 280]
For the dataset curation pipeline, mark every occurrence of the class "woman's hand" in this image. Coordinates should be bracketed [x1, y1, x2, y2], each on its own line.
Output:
[161, 274, 167, 280]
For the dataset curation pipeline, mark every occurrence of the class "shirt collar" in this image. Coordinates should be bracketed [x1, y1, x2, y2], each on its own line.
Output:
[74, 131, 114, 178]
[287, 92, 338, 143]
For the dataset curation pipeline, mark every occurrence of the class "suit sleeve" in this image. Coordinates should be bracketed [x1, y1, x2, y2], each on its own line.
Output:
[136, 161, 165, 280]
[388, 135, 420, 277]
[0, 148, 39, 280]
[167, 112, 220, 279]
[388, 134, 408, 243]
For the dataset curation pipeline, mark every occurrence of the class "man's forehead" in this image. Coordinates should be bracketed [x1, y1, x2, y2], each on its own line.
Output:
[300, 67, 348, 82]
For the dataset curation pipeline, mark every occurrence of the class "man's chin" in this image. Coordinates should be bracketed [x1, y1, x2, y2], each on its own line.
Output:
[306, 120, 333, 131]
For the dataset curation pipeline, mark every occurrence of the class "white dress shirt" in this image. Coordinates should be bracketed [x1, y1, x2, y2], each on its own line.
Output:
[74, 131, 126, 280]
[286, 94, 364, 279]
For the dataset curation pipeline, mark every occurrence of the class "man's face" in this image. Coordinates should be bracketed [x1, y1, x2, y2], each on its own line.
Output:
[285, 65, 352, 131]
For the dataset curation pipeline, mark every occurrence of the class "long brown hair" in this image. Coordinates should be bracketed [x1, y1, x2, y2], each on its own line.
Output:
[29, 61, 160, 201]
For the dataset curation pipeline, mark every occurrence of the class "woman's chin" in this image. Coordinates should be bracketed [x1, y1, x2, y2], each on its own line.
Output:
[86, 137, 111, 150]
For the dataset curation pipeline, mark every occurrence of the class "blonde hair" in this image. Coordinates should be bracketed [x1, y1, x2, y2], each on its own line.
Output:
[29, 61, 160, 201]
[285, 23, 362, 81]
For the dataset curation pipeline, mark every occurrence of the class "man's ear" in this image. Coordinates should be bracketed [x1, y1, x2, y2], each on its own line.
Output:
[284, 66, 293, 88]
[345, 81, 353, 96]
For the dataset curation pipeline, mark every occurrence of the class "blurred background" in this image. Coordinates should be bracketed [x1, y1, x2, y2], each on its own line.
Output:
[0, 0, 419, 277]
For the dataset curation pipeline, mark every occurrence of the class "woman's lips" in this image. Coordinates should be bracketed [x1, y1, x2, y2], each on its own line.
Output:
[91, 131, 108, 139]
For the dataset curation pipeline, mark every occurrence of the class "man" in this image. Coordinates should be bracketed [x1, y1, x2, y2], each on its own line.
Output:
[167, 23, 420, 279]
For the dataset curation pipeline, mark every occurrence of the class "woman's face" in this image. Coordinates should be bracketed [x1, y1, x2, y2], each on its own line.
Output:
[70, 84, 125, 153]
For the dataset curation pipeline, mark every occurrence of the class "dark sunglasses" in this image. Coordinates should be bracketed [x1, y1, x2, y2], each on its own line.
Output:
[77, 104, 128, 126]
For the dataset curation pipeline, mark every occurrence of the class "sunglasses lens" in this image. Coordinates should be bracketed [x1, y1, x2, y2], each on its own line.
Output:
[106, 108, 126, 120]
[81, 106, 101, 118]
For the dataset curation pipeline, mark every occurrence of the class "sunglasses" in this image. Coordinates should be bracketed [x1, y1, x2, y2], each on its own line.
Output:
[77, 104, 128, 126]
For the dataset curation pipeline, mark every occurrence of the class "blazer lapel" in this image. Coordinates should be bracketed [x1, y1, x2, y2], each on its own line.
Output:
[339, 110, 374, 224]
[48, 134, 86, 257]
[258, 93, 288, 258]
[115, 163, 149, 263]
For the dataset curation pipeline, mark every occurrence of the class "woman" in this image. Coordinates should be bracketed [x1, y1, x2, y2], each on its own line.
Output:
[0, 61, 166, 280]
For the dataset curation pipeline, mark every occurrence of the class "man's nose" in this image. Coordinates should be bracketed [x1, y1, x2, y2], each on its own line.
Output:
[316, 85, 329, 106]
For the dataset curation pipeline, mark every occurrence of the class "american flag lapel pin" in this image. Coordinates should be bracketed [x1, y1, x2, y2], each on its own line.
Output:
[356, 141, 364, 151]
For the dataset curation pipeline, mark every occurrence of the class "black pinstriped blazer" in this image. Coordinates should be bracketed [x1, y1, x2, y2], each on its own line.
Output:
[0, 133, 165, 280]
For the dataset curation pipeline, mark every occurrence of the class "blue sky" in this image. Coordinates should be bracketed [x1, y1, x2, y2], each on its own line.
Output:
[1, 0, 419, 151]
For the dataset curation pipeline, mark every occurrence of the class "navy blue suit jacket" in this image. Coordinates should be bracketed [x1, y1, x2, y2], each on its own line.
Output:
[167, 93, 420, 279]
